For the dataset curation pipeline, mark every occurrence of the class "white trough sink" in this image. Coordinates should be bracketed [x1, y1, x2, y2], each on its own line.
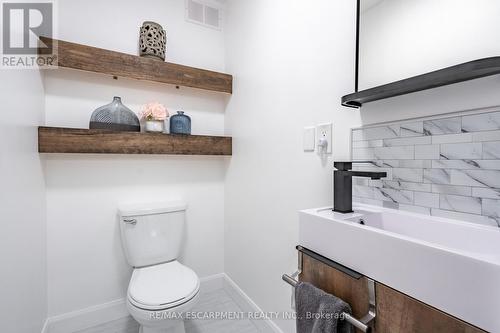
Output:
[299, 204, 500, 332]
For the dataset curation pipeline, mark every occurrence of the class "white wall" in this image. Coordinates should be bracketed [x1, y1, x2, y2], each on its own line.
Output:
[359, 0, 500, 89]
[44, 0, 228, 316]
[0, 71, 47, 330]
[223, 1, 359, 331]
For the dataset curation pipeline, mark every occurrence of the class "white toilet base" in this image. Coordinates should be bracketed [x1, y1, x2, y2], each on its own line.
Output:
[126, 271, 199, 333]
[139, 320, 185, 333]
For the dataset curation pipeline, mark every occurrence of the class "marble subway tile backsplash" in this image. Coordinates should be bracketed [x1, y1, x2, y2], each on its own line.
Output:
[423, 117, 461, 135]
[351, 110, 500, 228]
[462, 112, 500, 132]
[483, 141, 500, 159]
[373, 146, 415, 160]
[440, 143, 482, 160]
[400, 122, 424, 137]
[439, 195, 482, 215]
[415, 145, 440, 159]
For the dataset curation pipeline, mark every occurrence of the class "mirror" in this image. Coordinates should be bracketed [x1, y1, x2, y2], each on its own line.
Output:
[358, 0, 500, 91]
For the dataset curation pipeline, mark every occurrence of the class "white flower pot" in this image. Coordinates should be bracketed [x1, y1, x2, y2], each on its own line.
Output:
[145, 120, 164, 133]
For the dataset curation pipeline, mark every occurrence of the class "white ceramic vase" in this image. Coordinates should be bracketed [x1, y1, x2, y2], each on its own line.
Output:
[145, 120, 164, 133]
[163, 118, 170, 134]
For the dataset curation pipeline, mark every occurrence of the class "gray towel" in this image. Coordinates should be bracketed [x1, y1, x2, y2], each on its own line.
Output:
[295, 282, 354, 333]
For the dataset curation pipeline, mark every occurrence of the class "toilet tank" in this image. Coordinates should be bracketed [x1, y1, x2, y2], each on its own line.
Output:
[118, 201, 187, 268]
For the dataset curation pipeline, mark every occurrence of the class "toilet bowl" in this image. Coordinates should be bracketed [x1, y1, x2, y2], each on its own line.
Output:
[118, 201, 199, 333]
[127, 261, 200, 333]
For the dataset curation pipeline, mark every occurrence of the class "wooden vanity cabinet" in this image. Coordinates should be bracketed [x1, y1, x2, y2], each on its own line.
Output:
[299, 253, 487, 333]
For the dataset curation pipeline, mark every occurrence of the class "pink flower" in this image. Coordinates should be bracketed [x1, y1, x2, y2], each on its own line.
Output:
[140, 102, 169, 121]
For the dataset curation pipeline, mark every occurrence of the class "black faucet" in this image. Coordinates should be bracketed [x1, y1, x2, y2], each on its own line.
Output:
[333, 161, 387, 213]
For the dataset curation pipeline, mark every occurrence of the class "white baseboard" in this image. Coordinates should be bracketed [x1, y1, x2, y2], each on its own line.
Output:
[199, 273, 226, 293]
[42, 273, 283, 333]
[41, 318, 49, 333]
[43, 298, 128, 333]
[222, 273, 283, 333]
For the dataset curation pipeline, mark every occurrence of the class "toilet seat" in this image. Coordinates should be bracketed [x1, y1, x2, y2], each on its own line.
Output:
[128, 260, 200, 311]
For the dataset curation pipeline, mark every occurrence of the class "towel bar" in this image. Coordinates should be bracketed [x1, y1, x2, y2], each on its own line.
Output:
[283, 246, 376, 333]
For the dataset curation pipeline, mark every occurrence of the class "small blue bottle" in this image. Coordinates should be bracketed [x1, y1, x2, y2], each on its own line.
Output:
[170, 111, 191, 135]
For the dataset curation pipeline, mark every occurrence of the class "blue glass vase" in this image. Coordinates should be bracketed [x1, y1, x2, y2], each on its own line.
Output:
[170, 111, 191, 135]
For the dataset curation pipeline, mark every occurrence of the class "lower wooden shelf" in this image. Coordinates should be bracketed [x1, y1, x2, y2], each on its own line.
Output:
[38, 127, 232, 156]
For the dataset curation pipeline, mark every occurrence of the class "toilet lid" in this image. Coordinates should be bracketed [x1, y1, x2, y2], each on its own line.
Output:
[128, 261, 199, 310]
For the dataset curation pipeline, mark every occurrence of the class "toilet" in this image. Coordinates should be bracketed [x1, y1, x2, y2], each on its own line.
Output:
[119, 201, 200, 333]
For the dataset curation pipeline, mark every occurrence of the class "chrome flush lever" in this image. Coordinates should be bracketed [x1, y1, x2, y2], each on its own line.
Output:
[123, 219, 137, 225]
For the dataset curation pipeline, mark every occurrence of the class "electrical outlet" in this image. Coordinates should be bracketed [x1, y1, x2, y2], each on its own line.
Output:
[316, 123, 332, 154]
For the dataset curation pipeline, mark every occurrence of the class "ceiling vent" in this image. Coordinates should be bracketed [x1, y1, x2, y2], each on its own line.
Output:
[186, 0, 222, 30]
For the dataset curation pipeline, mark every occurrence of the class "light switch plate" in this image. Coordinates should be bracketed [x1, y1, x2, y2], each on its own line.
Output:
[303, 126, 315, 151]
[316, 122, 332, 153]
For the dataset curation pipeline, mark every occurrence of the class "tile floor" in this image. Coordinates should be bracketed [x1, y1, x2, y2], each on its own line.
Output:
[75, 288, 261, 333]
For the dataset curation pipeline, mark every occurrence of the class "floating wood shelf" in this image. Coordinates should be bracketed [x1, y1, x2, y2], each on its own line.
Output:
[342, 57, 500, 108]
[39, 37, 232, 94]
[38, 127, 232, 156]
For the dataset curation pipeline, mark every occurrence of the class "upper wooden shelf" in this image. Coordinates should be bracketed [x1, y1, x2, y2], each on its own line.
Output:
[38, 127, 232, 156]
[39, 37, 232, 94]
[342, 57, 500, 108]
